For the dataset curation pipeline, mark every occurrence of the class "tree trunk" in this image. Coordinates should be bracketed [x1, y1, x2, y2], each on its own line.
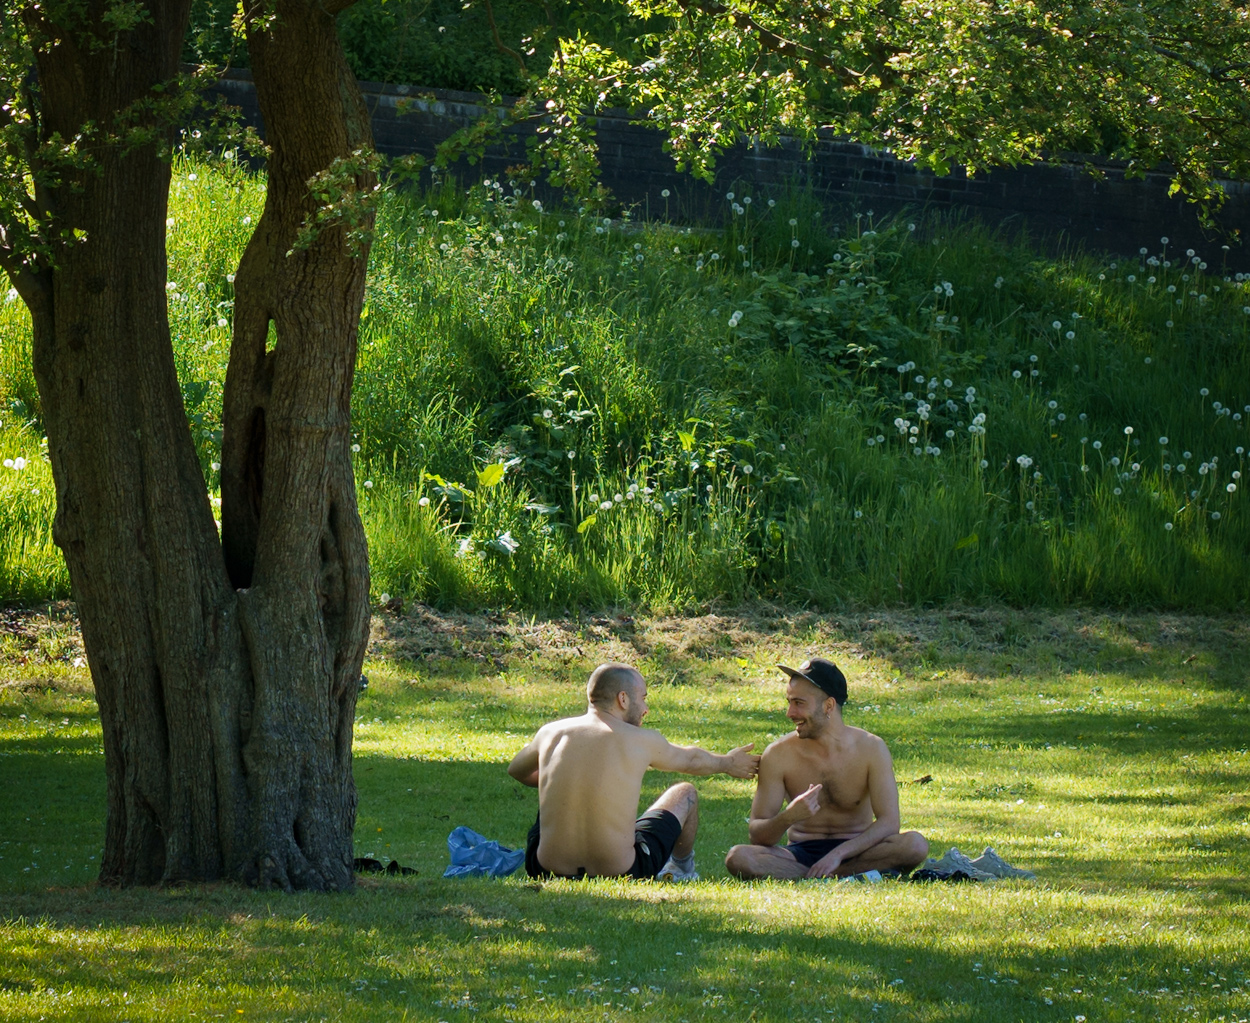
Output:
[8, 0, 373, 890]
[220, 0, 375, 890]
[17, 0, 249, 886]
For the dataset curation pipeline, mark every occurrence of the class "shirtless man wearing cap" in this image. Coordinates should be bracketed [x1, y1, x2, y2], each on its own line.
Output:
[508, 662, 760, 880]
[725, 658, 928, 879]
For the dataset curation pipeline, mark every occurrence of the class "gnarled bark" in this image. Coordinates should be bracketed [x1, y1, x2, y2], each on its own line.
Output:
[220, 0, 375, 890]
[7, 0, 374, 890]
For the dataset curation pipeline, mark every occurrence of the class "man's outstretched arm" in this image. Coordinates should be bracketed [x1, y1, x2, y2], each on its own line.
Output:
[647, 734, 760, 778]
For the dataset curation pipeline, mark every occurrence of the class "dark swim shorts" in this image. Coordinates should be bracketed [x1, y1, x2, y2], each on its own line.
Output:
[525, 809, 683, 880]
[785, 836, 850, 869]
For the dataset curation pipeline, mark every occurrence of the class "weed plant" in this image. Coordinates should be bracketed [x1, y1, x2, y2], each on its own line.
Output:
[1, 157, 1249, 608]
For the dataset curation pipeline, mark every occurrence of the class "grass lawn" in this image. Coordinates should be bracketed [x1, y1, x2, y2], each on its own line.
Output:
[1, 605, 1247, 1021]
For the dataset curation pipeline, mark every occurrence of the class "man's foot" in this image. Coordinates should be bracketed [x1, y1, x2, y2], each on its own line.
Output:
[658, 858, 699, 882]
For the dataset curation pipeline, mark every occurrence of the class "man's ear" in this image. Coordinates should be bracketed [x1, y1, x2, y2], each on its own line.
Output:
[616, 689, 630, 712]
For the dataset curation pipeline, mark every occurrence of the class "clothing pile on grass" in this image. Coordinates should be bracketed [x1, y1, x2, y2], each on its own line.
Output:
[910, 846, 1036, 882]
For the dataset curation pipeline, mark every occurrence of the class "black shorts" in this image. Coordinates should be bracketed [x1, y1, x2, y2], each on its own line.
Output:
[786, 836, 850, 869]
[525, 809, 683, 880]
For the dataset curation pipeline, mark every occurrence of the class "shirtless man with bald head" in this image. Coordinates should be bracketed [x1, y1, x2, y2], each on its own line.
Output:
[725, 658, 928, 880]
[508, 662, 760, 880]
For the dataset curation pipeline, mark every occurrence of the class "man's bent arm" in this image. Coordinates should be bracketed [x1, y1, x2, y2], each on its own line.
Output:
[747, 751, 809, 846]
[507, 739, 541, 787]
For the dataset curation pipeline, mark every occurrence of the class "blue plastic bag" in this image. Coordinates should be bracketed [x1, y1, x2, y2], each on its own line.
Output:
[443, 826, 525, 878]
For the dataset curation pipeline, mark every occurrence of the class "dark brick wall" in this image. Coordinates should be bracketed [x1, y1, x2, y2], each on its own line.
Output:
[208, 70, 1250, 263]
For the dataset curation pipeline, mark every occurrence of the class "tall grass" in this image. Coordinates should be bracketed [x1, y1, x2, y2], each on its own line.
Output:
[1, 157, 1248, 608]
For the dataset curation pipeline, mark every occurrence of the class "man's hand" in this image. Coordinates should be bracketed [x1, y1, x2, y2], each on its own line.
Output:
[784, 782, 822, 822]
[723, 743, 760, 778]
[806, 847, 844, 879]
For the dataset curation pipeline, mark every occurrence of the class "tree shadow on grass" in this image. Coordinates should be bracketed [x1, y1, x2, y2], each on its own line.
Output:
[2, 878, 1246, 1023]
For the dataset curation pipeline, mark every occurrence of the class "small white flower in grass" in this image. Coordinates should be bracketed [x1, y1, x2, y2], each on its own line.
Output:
[613, 493, 624, 503]
[1140, 247, 1148, 255]
[1012, 370, 1022, 379]
[690, 461, 700, 471]
[1081, 465, 1089, 473]
[945, 429, 955, 438]
[1229, 483, 1238, 493]
[742, 464, 753, 474]
[867, 438, 876, 446]
[1201, 387, 1210, 396]
[1163, 464, 1171, 472]
[1058, 413, 1066, 422]
[1162, 236, 1169, 244]
[661, 189, 670, 198]
[1159, 436, 1169, 445]
[791, 239, 800, 248]
[874, 436, 883, 444]
[1177, 464, 1187, 472]
[726, 191, 734, 200]
[217, 318, 228, 328]
[1017, 455, 1033, 468]
[854, 509, 863, 518]
[242, 215, 251, 225]
[706, 484, 713, 493]
[1026, 501, 1034, 510]
[980, 459, 989, 469]
[1127, 275, 1136, 283]
[1124, 425, 1134, 435]
[418, 496, 430, 507]
[599, 501, 613, 511]
[1234, 470, 1242, 479]
[1184, 450, 1192, 459]
[543, 409, 553, 419]
[1093, 440, 1102, 450]
[166, 281, 177, 291]
[1031, 369, 1039, 377]
[1065, 331, 1075, 340]
[588, 493, 600, 504]
[1212, 511, 1221, 520]
[1111, 456, 1121, 467]
[1113, 487, 1122, 495]
[1033, 471, 1042, 480]
[351, 443, 361, 453]
[1048, 400, 1058, 410]
[1166, 320, 1174, 328]
[1131, 462, 1140, 472]
[1052, 320, 1062, 330]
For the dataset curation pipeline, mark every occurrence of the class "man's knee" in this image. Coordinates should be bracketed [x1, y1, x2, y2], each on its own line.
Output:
[724, 844, 754, 878]
[901, 831, 929, 866]
[666, 781, 698, 808]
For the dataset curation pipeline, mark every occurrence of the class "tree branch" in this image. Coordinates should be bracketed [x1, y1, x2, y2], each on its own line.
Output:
[673, 0, 873, 86]
[482, 0, 527, 75]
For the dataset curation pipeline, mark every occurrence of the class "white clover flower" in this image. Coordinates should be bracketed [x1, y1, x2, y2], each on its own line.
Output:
[363, 480, 373, 489]
[418, 496, 430, 507]
[351, 443, 361, 453]
[543, 409, 553, 419]
[705, 484, 713, 493]
[613, 493, 624, 503]
[217, 318, 228, 328]
[211, 461, 221, 472]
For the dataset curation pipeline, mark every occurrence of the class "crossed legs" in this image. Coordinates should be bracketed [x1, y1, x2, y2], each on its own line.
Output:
[725, 831, 929, 879]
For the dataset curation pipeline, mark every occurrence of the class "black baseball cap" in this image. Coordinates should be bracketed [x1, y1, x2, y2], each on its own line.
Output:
[778, 658, 847, 705]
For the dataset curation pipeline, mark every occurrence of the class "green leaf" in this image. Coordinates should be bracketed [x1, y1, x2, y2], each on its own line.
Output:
[477, 463, 507, 488]
[678, 430, 696, 452]
[954, 533, 979, 551]
[576, 514, 597, 534]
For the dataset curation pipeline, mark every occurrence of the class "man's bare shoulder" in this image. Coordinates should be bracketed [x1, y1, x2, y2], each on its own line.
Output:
[537, 712, 600, 739]
[761, 733, 804, 760]
[845, 724, 893, 757]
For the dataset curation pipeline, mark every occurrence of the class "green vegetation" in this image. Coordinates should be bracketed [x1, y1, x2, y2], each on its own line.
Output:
[2, 157, 1249, 609]
[2, 605, 1248, 1019]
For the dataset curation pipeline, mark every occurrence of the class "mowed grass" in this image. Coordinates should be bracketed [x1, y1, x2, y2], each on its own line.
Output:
[1, 607, 1248, 1021]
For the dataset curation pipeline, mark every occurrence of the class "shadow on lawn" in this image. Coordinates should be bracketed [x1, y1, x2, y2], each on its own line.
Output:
[2, 879, 1245, 1023]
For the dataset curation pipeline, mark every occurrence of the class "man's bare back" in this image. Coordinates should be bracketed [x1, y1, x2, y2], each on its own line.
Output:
[725, 659, 928, 879]
[508, 663, 759, 879]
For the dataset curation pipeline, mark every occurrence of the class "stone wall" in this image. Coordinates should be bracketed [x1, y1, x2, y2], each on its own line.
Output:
[208, 70, 1250, 262]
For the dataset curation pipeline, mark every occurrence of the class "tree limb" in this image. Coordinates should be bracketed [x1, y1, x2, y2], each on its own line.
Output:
[482, 0, 527, 74]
